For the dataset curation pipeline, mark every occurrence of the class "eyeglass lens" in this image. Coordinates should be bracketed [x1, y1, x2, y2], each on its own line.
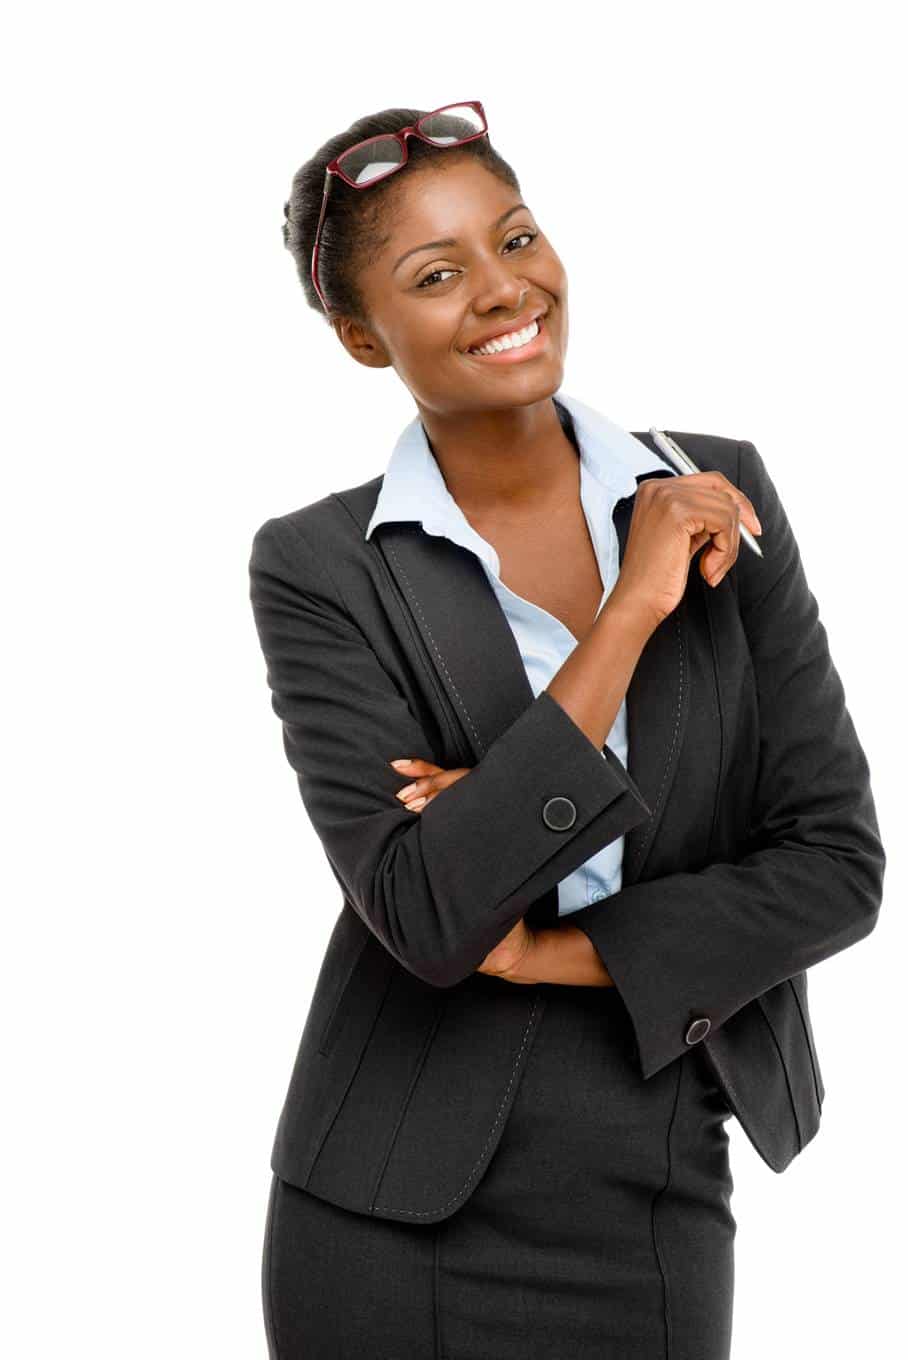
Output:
[337, 104, 485, 185]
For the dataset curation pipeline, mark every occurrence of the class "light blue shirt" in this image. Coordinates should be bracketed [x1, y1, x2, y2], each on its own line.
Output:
[364, 390, 667, 917]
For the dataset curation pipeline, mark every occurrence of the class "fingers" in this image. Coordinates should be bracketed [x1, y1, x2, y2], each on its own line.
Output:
[661, 472, 758, 588]
[389, 761, 472, 812]
[688, 490, 742, 586]
[688, 526, 712, 554]
[389, 758, 442, 774]
[680, 469, 762, 539]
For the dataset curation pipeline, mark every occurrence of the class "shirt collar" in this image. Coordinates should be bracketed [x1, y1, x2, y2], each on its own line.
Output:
[363, 389, 669, 549]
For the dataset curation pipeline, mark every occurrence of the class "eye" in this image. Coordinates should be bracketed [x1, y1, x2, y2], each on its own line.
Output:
[504, 230, 537, 253]
[417, 266, 458, 289]
[416, 231, 538, 288]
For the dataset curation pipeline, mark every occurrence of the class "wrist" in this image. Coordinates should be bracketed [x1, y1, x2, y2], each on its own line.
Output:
[510, 924, 614, 987]
[602, 583, 662, 646]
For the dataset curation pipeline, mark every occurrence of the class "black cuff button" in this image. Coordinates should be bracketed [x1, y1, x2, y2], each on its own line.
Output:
[542, 796, 577, 831]
[685, 1017, 711, 1045]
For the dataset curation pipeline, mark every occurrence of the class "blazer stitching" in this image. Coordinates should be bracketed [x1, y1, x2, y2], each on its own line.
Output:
[383, 539, 487, 756]
[275, 509, 463, 758]
[756, 995, 804, 1151]
[317, 934, 370, 1057]
[376, 993, 542, 1217]
[306, 956, 397, 1184]
[278, 508, 469, 766]
[369, 999, 447, 1211]
[625, 608, 684, 879]
[700, 1043, 778, 1168]
[339, 492, 473, 765]
[699, 574, 726, 862]
[370, 535, 473, 765]
[787, 976, 823, 1111]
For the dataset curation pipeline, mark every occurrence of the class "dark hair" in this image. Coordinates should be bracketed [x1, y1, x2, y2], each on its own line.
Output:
[282, 106, 521, 328]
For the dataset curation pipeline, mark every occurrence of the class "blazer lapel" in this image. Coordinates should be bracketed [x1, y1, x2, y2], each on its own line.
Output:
[374, 524, 537, 763]
[371, 434, 688, 891]
[613, 450, 690, 887]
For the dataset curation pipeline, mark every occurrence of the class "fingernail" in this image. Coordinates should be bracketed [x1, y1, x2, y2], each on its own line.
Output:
[753, 516, 763, 534]
[396, 784, 417, 798]
[390, 759, 412, 768]
[408, 797, 427, 811]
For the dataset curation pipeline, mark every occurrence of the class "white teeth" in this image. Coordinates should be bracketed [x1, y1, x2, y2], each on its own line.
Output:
[469, 318, 540, 356]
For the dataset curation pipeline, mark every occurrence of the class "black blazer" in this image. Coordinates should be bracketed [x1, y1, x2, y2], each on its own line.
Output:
[248, 422, 885, 1225]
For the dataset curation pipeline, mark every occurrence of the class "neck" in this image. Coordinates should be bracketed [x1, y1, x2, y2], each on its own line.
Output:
[415, 396, 579, 518]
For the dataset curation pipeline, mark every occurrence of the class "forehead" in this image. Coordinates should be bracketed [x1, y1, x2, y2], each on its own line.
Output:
[379, 159, 525, 252]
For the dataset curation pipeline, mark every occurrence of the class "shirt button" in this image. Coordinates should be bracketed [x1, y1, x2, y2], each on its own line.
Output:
[685, 1017, 711, 1045]
[542, 796, 577, 831]
[591, 889, 607, 902]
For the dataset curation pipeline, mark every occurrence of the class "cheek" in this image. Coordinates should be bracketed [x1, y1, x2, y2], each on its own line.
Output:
[392, 301, 461, 357]
[537, 242, 568, 289]
[382, 326, 466, 404]
[393, 338, 455, 388]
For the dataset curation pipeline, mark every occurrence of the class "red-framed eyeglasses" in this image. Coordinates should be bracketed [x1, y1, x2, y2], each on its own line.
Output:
[310, 100, 489, 316]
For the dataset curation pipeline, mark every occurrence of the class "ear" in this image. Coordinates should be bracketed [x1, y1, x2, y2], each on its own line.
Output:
[333, 314, 393, 369]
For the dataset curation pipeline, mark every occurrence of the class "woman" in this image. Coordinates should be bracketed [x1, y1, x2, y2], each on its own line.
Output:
[249, 102, 884, 1359]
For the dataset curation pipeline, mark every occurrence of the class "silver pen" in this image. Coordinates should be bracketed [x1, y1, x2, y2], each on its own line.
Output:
[648, 428, 764, 559]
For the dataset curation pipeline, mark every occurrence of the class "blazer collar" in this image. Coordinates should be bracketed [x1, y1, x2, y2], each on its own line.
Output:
[366, 402, 685, 889]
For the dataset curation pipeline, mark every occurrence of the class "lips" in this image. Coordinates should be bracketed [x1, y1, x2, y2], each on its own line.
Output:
[462, 309, 547, 353]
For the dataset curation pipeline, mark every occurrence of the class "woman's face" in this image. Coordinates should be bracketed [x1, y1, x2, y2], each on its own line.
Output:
[343, 158, 569, 417]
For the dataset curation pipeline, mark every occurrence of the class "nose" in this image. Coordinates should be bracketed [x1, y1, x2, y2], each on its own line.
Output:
[469, 277, 530, 326]
[467, 251, 531, 317]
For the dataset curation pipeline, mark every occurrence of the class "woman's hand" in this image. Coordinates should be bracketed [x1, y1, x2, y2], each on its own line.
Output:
[615, 469, 763, 628]
[479, 921, 615, 986]
[389, 757, 536, 981]
[476, 917, 538, 982]
[388, 756, 472, 811]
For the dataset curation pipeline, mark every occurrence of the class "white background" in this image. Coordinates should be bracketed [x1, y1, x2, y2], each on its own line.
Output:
[3, 3, 904, 1355]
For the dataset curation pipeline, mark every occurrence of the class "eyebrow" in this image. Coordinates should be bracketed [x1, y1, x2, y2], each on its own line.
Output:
[392, 204, 532, 275]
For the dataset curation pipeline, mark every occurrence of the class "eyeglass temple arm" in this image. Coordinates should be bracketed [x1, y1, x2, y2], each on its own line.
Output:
[311, 168, 335, 314]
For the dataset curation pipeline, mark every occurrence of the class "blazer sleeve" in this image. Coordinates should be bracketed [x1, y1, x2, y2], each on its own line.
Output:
[248, 513, 653, 988]
[566, 438, 886, 1081]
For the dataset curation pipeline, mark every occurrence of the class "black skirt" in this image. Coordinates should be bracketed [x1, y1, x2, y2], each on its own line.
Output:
[262, 974, 736, 1359]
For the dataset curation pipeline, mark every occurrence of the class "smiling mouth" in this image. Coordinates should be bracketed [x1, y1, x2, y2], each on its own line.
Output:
[462, 313, 550, 362]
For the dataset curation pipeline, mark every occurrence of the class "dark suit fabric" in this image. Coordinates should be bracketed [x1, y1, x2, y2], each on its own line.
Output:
[263, 974, 736, 1360]
[249, 418, 884, 1356]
